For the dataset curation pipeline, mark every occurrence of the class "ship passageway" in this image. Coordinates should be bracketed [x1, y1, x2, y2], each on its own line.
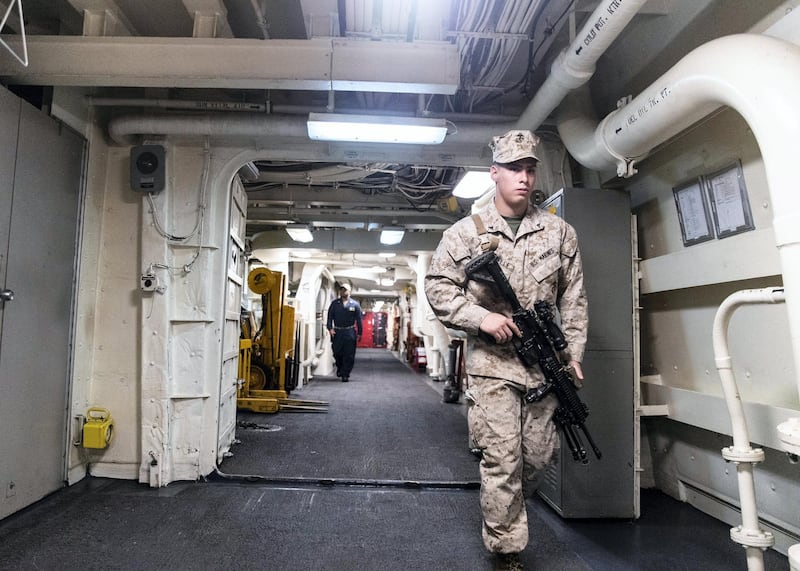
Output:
[0, 349, 790, 570]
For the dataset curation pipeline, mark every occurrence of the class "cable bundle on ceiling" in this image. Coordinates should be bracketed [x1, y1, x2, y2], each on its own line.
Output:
[455, 0, 541, 110]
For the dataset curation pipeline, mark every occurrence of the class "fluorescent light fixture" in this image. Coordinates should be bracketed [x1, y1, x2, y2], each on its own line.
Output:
[378, 252, 396, 258]
[307, 113, 448, 145]
[453, 170, 494, 198]
[380, 227, 405, 245]
[380, 277, 396, 286]
[285, 224, 313, 243]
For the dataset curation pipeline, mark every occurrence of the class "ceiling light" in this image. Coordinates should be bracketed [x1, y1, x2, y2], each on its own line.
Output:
[237, 161, 260, 182]
[307, 113, 448, 145]
[453, 170, 495, 198]
[285, 224, 313, 243]
[379, 227, 405, 245]
[378, 252, 396, 258]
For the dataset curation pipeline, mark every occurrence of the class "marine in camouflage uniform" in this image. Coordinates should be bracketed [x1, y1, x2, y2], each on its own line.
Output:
[424, 130, 588, 566]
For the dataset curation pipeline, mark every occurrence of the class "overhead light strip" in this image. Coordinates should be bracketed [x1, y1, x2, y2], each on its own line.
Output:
[307, 113, 447, 145]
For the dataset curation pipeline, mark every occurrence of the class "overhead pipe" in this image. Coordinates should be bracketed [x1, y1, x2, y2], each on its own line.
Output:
[106, 109, 516, 148]
[106, 0, 643, 147]
[712, 288, 784, 571]
[514, 0, 648, 131]
[108, 113, 309, 146]
[87, 97, 267, 112]
[556, 34, 800, 399]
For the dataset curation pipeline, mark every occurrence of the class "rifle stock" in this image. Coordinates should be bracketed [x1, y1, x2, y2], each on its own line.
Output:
[464, 250, 601, 464]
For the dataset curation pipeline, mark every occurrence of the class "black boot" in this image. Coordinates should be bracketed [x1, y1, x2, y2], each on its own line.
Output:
[494, 553, 524, 571]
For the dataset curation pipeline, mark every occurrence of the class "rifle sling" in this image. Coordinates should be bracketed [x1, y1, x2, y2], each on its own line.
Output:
[471, 214, 499, 252]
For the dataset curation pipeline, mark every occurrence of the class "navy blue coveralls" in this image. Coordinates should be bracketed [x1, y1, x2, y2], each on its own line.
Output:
[326, 297, 363, 380]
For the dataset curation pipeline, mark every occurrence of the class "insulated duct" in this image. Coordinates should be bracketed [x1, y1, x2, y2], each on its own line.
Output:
[556, 34, 800, 404]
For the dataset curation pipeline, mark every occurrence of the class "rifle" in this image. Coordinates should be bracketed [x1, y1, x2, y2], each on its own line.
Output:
[464, 250, 601, 464]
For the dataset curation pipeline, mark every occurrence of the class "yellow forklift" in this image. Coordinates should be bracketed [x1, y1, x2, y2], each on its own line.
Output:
[238, 267, 328, 413]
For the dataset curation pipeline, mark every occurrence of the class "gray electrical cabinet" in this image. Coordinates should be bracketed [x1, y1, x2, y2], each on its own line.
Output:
[537, 187, 636, 518]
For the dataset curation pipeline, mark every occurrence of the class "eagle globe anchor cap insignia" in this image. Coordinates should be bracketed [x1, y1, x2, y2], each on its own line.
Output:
[490, 130, 541, 164]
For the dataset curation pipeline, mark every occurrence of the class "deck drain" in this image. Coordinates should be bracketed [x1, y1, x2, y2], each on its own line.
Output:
[237, 420, 284, 432]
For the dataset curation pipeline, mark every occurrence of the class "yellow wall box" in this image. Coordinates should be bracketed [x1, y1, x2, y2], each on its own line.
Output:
[82, 407, 114, 449]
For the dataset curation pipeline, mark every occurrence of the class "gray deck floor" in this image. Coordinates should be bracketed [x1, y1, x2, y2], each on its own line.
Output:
[0, 349, 789, 570]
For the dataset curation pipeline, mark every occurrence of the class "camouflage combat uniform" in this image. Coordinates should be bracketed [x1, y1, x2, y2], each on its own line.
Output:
[424, 199, 588, 554]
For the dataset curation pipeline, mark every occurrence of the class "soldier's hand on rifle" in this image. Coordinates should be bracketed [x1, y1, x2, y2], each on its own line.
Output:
[568, 360, 584, 388]
[479, 312, 521, 343]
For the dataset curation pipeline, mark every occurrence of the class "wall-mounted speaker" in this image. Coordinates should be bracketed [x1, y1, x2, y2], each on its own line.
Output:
[130, 145, 165, 192]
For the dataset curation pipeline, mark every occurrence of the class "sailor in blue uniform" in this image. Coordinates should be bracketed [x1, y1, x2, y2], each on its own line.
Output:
[326, 283, 363, 382]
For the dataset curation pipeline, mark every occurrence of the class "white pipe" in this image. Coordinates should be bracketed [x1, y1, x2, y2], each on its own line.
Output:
[106, 108, 517, 147]
[87, 97, 267, 112]
[515, 0, 648, 131]
[557, 34, 800, 402]
[712, 288, 784, 570]
[108, 113, 309, 146]
[557, 84, 612, 172]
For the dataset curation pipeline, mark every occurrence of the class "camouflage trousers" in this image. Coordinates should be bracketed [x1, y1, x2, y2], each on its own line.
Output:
[466, 374, 559, 554]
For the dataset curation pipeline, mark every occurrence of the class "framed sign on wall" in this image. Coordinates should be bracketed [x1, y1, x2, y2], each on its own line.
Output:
[705, 161, 755, 239]
[673, 178, 714, 246]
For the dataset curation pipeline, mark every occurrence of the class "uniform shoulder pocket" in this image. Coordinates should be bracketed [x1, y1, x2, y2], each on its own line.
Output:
[561, 225, 579, 258]
[561, 235, 578, 258]
[447, 239, 471, 264]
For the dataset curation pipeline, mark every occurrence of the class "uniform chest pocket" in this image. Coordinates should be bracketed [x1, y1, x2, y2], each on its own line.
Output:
[531, 254, 561, 283]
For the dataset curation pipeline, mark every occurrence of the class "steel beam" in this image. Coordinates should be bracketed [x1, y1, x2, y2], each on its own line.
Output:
[0, 36, 459, 94]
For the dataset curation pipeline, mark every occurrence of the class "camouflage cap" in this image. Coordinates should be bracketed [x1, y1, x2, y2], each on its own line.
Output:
[489, 130, 540, 164]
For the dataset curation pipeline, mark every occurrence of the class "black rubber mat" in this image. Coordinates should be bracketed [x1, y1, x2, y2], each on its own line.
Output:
[221, 349, 480, 484]
[0, 478, 788, 571]
[0, 478, 590, 571]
